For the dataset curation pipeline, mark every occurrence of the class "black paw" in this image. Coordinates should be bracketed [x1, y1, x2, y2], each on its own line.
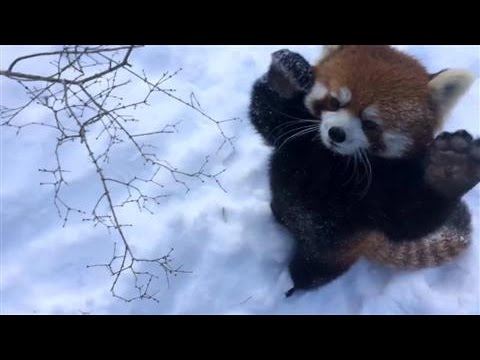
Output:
[270, 201, 287, 226]
[285, 287, 296, 297]
[271, 49, 314, 91]
[288, 254, 325, 291]
[425, 130, 480, 198]
[287, 245, 354, 296]
[267, 49, 314, 98]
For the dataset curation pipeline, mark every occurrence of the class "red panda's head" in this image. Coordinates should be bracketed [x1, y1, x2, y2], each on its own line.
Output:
[304, 45, 474, 158]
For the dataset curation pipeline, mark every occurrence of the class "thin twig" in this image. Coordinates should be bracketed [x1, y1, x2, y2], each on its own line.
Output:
[1, 45, 238, 302]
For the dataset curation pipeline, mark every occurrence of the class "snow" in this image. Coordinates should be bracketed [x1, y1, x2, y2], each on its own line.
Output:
[1, 45, 479, 314]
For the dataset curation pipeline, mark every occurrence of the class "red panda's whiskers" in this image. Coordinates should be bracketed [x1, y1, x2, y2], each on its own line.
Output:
[267, 119, 319, 139]
[342, 154, 356, 187]
[273, 124, 318, 146]
[276, 125, 320, 151]
[343, 150, 372, 200]
[340, 154, 353, 179]
[357, 150, 372, 199]
[277, 127, 319, 151]
[356, 151, 368, 184]
[353, 152, 361, 184]
[269, 106, 319, 123]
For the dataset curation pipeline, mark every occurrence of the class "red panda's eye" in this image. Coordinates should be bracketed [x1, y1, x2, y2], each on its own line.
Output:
[326, 97, 340, 111]
[362, 120, 379, 131]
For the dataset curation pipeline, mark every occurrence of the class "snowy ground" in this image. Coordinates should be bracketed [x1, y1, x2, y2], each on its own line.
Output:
[1, 45, 479, 314]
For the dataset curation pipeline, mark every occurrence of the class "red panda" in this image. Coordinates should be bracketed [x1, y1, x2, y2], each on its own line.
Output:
[304, 45, 476, 270]
[249, 45, 479, 296]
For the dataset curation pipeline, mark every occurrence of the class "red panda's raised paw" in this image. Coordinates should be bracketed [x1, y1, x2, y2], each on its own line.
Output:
[425, 130, 480, 199]
[267, 49, 314, 98]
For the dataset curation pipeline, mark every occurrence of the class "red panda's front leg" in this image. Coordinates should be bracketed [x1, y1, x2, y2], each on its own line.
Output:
[373, 130, 479, 242]
[363, 130, 479, 270]
[286, 243, 358, 297]
[278, 206, 363, 297]
[249, 49, 314, 147]
[425, 130, 480, 199]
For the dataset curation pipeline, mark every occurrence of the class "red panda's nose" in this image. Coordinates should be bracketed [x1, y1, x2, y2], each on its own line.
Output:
[329, 127, 346, 143]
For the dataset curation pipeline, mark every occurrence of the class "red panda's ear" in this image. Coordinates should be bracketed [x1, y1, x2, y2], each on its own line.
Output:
[324, 45, 343, 53]
[428, 69, 475, 119]
[428, 69, 448, 81]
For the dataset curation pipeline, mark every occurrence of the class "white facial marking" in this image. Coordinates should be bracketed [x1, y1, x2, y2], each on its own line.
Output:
[362, 105, 382, 123]
[334, 87, 352, 106]
[320, 109, 369, 155]
[381, 131, 413, 158]
[304, 82, 328, 115]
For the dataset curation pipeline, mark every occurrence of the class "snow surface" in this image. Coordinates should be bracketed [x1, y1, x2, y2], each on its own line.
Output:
[1, 45, 479, 314]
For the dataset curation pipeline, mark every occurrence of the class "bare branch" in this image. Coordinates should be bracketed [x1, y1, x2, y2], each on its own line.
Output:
[1, 45, 238, 302]
[7, 45, 142, 72]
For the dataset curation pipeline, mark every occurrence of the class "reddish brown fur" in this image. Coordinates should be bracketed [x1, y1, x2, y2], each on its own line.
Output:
[314, 45, 438, 157]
